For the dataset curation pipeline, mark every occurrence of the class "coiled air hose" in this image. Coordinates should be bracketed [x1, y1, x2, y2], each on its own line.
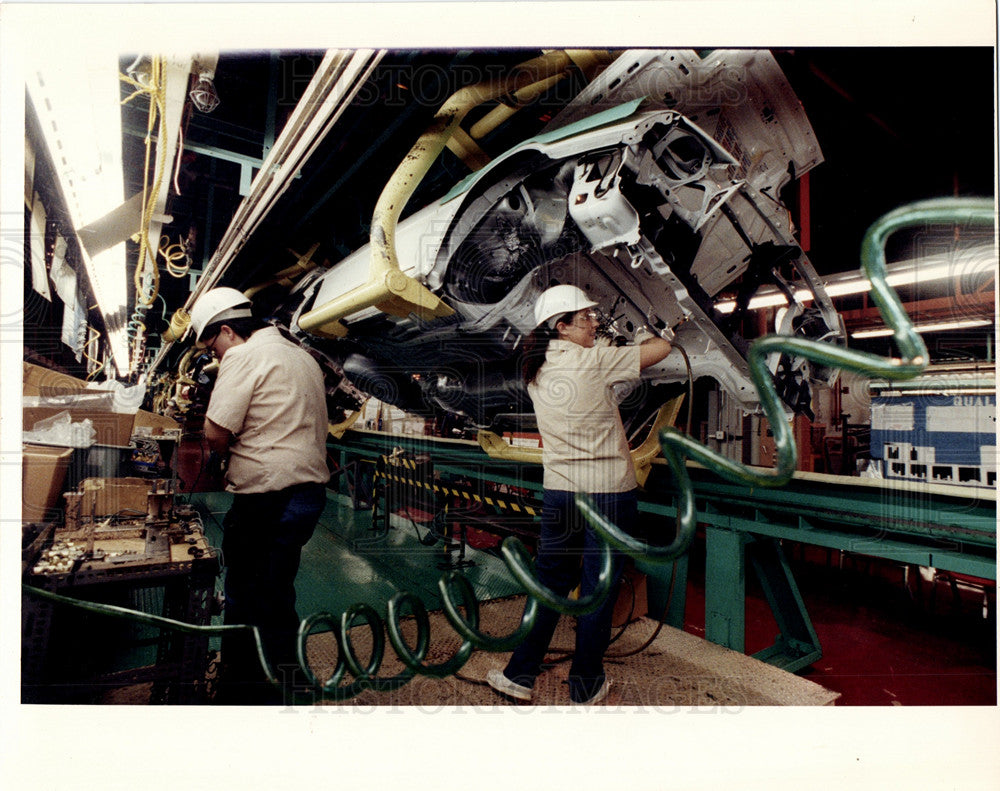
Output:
[22, 197, 995, 702]
[577, 196, 995, 564]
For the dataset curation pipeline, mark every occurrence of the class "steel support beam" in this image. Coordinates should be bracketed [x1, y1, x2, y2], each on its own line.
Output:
[704, 523, 748, 652]
[747, 538, 822, 672]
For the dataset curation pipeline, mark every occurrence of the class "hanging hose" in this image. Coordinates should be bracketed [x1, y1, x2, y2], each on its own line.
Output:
[159, 234, 192, 279]
[126, 291, 150, 363]
[22, 197, 994, 702]
[140, 294, 170, 365]
[576, 196, 996, 565]
[673, 341, 695, 437]
[121, 57, 170, 375]
[83, 326, 106, 381]
[162, 308, 192, 343]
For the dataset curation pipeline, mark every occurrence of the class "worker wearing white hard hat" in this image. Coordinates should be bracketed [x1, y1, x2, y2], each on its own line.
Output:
[190, 287, 330, 704]
[487, 283, 672, 705]
[532, 283, 599, 328]
[188, 287, 254, 341]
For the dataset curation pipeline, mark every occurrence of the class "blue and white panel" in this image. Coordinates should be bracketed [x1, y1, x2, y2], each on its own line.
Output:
[872, 395, 996, 488]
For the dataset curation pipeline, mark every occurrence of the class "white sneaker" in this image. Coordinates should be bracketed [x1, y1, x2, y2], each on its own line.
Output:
[486, 668, 532, 701]
[571, 677, 611, 705]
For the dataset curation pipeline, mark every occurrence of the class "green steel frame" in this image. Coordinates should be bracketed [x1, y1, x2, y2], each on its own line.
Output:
[329, 429, 996, 673]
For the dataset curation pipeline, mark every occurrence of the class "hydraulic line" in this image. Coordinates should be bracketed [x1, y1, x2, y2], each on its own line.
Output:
[23, 583, 287, 691]
[22, 197, 994, 702]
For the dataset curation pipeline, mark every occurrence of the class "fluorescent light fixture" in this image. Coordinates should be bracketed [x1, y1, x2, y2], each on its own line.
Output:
[28, 47, 129, 376]
[713, 246, 997, 315]
[851, 318, 993, 339]
[715, 291, 811, 314]
[90, 246, 131, 368]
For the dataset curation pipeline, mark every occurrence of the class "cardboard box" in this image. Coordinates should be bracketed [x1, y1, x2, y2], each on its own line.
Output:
[23, 406, 135, 447]
[23, 361, 102, 398]
[22, 444, 73, 523]
[23, 362, 135, 445]
[133, 408, 181, 438]
[24, 362, 173, 444]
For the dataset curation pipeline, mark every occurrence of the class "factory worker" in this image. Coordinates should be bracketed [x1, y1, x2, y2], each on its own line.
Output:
[189, 287, 330, 704]
[487, 284, 672, 704]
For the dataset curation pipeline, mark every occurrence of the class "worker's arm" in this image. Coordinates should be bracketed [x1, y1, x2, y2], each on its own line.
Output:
[638, 336, 672, 370]
[204, 417, 233, 455]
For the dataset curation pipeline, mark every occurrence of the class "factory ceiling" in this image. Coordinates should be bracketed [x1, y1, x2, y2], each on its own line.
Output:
[27, 46, 998, 377]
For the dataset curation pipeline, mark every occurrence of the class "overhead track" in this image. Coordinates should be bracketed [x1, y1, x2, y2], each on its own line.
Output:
[149, 48, 385, 374]
[297, 50, 596, 337]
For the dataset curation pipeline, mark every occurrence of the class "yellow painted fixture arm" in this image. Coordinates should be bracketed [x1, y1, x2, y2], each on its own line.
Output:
[476, 394, 684, 486]
[469, 74, 567, 141]
[477, 430, 543, 464]
[244, 242, 322, 300]
[631, 396, 685, 488]
[329, 404, 366, 440]
[469, 50, 612, 141]
[445, 127, 492, 171]
[298, 51, 580, 336]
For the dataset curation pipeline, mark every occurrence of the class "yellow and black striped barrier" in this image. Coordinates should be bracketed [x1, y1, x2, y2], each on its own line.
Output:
[375, 456, 540, 517]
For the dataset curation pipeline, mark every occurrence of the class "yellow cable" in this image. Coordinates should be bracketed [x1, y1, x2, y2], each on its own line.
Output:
[119, 58, 176, 376]
[83, 327, 105, 381]
[158, 234, 190, 278]
[139, 63, 167, 306]
[122, 56, 168, 309]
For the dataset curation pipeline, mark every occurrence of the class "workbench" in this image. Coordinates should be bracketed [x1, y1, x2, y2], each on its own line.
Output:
[21, 480, 221, 704]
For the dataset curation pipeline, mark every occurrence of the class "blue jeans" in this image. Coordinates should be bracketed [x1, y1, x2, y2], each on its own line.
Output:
[504, 489, 635, 701]
[219, 482, 326, 699]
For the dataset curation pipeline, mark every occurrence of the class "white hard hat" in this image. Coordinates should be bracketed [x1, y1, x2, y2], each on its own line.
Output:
[189, 287, 253, 341]
[533, 284, 598, 328]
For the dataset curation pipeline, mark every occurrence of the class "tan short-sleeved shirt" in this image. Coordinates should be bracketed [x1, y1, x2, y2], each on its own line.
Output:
[206, 326, 330, 494]
[528, 339, 641, 493]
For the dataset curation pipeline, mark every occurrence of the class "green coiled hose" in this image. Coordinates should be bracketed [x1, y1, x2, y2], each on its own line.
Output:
[578, 197, 995, 564]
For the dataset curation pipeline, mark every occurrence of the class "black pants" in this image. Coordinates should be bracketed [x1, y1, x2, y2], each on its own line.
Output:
[217, 482, 326, 703]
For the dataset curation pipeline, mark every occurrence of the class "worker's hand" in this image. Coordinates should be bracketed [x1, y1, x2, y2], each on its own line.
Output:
[206, 450, 226, 480]
[636, 323, 675, 343]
